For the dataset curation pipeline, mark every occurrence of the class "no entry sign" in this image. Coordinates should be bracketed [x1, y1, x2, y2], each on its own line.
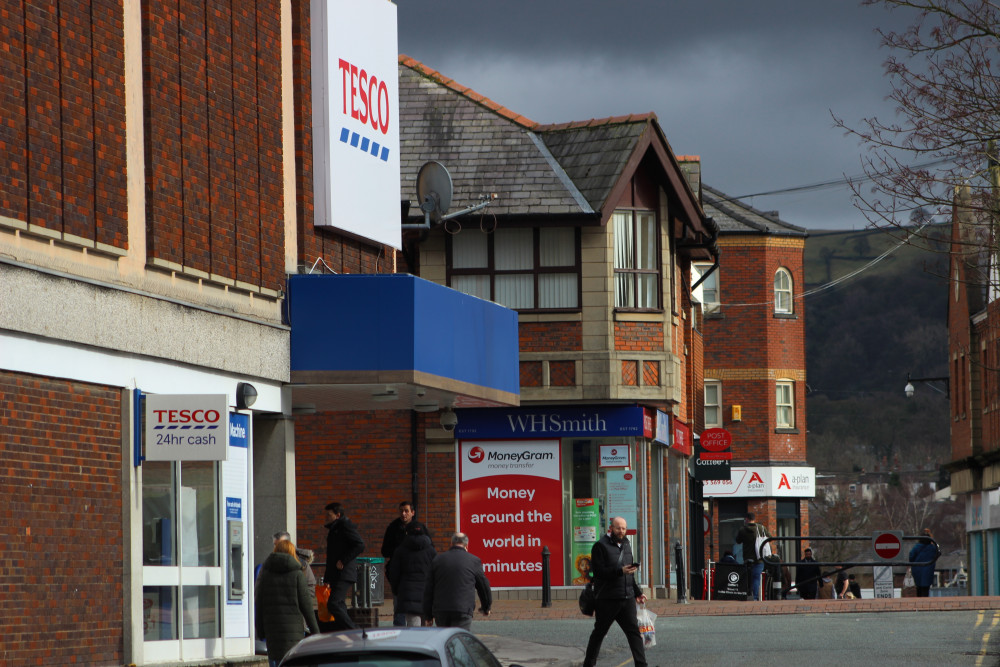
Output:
[872, 530, 903, 561]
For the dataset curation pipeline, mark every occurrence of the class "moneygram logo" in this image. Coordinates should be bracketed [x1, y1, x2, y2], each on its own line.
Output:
[468, 446, 485, 463]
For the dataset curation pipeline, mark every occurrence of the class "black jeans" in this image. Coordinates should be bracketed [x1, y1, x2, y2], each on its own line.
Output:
[326, 579, 357, 630]
[434, 611, 473, 630]
[583, 597, 646, 667]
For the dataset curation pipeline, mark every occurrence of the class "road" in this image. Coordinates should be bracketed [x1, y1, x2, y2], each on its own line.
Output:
[477, 609, 1000, 667]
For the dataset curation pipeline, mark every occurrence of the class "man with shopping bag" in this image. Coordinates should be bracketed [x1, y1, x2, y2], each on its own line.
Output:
[582, 516, 648, 667]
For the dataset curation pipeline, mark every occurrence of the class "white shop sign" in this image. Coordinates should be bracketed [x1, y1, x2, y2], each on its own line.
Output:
[145, 394, 229, 461]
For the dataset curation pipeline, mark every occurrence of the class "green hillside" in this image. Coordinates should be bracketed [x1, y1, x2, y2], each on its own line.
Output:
[803, 224, 951, 474]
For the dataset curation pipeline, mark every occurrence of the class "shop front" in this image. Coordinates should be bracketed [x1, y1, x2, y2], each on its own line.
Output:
[454, 405, 689, 597]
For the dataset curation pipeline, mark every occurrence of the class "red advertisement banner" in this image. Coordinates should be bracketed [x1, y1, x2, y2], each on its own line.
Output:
[459, 440, 564, 587]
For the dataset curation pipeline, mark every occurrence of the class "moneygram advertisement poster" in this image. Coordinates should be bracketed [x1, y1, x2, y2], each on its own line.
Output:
[459, 440, 563, 587]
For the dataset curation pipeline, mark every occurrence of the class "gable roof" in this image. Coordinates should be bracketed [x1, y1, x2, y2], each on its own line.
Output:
[702, 184, 808, 237]
[398, 55, 716, 250]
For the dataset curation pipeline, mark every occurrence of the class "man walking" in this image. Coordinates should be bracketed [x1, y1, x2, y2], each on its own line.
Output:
[423, 533, 491, 630]
[382, 501, 428, 626]
[735, 512, 769, 600]
[583, 516, 647, 667]
[323, 502, 365, 630]
[795, 547, 821, 600]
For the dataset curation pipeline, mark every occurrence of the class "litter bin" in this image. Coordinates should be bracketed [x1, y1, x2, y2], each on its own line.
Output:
[353, 557, 385, 607]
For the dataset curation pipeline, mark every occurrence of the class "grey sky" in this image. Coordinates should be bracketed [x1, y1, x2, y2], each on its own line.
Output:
[396, 1, 912, 230]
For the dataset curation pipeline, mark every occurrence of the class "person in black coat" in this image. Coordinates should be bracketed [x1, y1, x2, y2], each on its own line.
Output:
[423, 533, 492, 630]
[323, 502, 365, 630]
[381, 501, 429, 625]
[256, 540, 320, 667]
[795, 547, 821, 599]
[387, 522, 437, 626]
[583, 517, 647, 667]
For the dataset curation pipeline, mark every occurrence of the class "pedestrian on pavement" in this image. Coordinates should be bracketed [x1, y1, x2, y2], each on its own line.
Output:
[582, 516, 647, 667]
[255, 539, 320, 667]
[382, 500, 429, 625]
[834, 565, 850, 599]
[720, 550, 737, 564]
[909, 528, 938, 597]
[387, 522, 437, 626]
[734, 512, 770, 601]
[795, 547, 821, 600]
[423, 532, 492, 630]
[257, 530, 320, 627]
[323, 502, 365, 630]
[848, 574, 862, 599]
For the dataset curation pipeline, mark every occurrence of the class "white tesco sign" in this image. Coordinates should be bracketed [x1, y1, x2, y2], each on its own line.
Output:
[311, 0, 401, 249]
[702, 466, 815, 497]
[145, 394, 229, 461]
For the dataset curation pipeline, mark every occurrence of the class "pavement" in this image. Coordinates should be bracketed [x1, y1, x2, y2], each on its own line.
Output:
[377, 596, 1000, 667]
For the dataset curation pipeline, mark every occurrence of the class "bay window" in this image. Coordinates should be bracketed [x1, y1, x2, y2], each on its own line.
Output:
[614, 210, 659, 309]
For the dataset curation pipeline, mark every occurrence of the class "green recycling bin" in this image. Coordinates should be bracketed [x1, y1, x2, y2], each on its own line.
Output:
[354, 557, 385, 607]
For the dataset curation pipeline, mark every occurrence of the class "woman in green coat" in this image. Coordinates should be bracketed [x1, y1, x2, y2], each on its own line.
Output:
[256, 540, 321, 666]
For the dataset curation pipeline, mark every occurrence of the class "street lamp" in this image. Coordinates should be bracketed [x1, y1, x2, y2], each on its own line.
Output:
[903, 373, 949, 398]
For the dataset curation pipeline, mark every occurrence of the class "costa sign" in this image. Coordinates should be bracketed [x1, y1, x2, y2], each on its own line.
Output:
[145, 394, 229, 461]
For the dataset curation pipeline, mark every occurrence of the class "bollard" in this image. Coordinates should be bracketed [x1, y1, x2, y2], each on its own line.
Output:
[541, 546, 552, 607]
[674, 541, 687, 603]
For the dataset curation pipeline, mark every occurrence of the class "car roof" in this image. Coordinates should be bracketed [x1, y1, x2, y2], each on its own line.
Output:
[281, 627, 472, 664]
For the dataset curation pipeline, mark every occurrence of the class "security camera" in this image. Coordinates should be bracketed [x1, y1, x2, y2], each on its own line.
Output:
[440, 407, 457, 432]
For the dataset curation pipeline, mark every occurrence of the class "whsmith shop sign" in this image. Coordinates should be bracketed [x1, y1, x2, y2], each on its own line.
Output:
[455, 406, 646, 440]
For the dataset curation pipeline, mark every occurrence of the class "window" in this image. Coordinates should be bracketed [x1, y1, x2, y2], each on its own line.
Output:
[693, 263, 720, 313]
[449, 227, 579, 310]
[614, 210, 659, 309]
[776, 380, 795, 429]
[704, 380, 722, 428]
[774, 268, 793, 314]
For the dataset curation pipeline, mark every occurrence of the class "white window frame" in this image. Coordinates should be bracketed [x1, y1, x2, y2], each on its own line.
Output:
[693, 263, 720, 314]
[776, 380, 795, 429]
[704, 380, 722, 428]
[774, 267, 793, 314]
[613, 209, 660, 310]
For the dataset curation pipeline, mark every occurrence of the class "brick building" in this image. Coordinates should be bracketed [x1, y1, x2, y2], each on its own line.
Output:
[686, 177, 813, 573]
[317, 56, 719, 599]
[947, 184, 1000, 595]
[1, 2, 517, 664]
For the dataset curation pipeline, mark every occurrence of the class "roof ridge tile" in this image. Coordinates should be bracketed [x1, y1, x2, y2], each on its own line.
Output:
[399, 54, 538, 129]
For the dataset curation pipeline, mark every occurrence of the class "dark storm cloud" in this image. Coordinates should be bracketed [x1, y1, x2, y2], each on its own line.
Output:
[396, 1, 914, 230]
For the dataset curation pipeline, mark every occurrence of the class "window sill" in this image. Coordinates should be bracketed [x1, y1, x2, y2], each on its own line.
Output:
[773, 313, 797, 320]
[705, 310, 724, 320]
[774, 428, 800, 435]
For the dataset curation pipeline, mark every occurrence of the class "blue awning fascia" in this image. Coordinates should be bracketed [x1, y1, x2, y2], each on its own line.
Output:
[286, 273, 520, 402]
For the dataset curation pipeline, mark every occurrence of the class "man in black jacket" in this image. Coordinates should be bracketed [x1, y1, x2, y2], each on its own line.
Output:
[583, 516, 647, 667]
[324, 502, 365, 630]
[381, 501, 429, 626]
[795, 547, 821, 599]
[423, 533, 491, 630]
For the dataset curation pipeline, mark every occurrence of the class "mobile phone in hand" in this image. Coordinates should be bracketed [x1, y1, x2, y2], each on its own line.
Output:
[632, 562, 641, 568]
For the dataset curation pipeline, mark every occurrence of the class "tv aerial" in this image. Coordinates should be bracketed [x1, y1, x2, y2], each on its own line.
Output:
[402, 161, 497, 230]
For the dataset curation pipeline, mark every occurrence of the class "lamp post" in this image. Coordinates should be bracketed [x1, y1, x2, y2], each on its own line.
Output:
[903, 373, 949, 398]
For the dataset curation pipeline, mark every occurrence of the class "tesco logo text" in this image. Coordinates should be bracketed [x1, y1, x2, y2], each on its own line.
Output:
[339, 58, 389, 135]
[153, 409, 222, 425]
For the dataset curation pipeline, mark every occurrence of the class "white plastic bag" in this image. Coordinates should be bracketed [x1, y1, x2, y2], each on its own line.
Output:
[755, 524, 772, 559]
[637, 604, 657, 647]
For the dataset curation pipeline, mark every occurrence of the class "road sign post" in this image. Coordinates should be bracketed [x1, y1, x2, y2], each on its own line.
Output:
[873, 565, 894, 598]
[872, 530, 903, 561]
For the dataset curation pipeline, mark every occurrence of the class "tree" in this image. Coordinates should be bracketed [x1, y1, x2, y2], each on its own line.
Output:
[836, 0, 1000, 269]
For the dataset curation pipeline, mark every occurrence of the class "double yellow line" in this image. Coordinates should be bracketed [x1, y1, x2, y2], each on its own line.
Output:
[973, 610, 1000, 666]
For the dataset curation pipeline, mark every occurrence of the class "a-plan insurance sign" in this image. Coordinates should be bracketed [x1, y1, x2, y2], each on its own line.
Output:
[702, 466, 815, 497]
[311, 0, 400, 249]
[145, 394, 228, 461]
[458, 440, 563, 588]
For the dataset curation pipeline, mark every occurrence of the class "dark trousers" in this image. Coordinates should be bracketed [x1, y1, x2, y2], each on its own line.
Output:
[916, 585, 931, 597]
[583, 597, 646, 667]
[799, 586, 818, 600]
[326, 579, 357, 630]
[434, 611, 473, 631]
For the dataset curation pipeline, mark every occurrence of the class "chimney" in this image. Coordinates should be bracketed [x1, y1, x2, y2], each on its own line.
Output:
[676, 155, 701, 203]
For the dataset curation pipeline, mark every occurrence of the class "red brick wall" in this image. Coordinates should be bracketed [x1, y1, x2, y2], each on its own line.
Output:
[614, 321, 664, 352]
[0, 0, 127, 247]
[294, 411, 458, 573]
[519, 322, 583, 352]
[290, 1, 395, 276]
[0, 371, 123, 665]
[142, 0, 285, 290]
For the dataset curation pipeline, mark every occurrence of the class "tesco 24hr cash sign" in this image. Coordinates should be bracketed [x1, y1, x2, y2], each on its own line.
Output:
[145, 394, 230, 461]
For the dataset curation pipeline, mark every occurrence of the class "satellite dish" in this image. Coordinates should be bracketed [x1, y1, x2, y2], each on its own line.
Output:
[416, 161, 453, 223]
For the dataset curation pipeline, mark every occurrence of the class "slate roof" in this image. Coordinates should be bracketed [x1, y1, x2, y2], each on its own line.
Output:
[702, 184, 808, 237]
[398, 56, 706, 233]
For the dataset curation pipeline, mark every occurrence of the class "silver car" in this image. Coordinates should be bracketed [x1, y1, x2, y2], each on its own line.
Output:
[279, 627, 515, 667]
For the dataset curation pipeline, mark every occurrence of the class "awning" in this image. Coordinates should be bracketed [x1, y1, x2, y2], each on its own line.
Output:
[285, 273, 520, 412]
